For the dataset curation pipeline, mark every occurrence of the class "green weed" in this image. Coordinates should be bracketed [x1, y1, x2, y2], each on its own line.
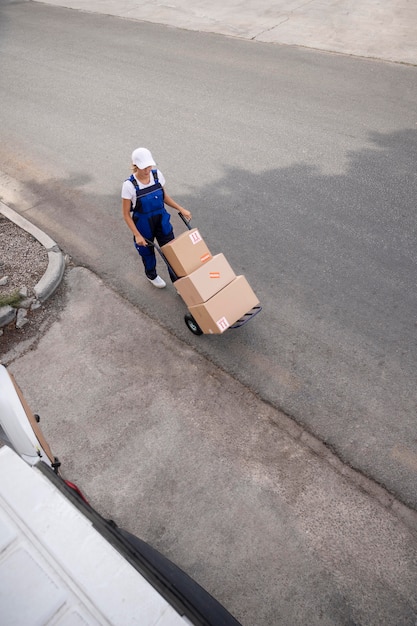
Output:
[0, 291, 23, 308]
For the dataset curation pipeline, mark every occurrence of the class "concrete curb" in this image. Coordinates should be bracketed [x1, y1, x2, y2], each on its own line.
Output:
[0, 305, 16, 328]
[34, 245, 65, 303]
[0, 202, 65, 327]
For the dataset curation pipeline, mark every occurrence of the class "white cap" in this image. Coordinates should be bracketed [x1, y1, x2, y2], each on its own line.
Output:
[131, 147, 156, 169]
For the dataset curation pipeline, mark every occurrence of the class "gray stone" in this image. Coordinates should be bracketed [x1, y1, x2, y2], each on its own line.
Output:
[0, 305, 16, 327]
[30, 300, 42, 311]
[15, 308, 28, 329]
[0, 276, 8, 286]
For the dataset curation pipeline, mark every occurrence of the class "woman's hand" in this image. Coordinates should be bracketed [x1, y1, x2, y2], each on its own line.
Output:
[180, 209, 192, 221]
[135, 234, 147, 247]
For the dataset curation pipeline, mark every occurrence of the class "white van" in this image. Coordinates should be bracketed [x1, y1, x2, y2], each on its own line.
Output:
[0, 365, 241, 626]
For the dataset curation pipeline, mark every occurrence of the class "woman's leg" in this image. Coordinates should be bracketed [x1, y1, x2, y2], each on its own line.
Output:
[134, 239, 158, 280]
[133, 215, 158, 280]
[155, 213, 176, 282]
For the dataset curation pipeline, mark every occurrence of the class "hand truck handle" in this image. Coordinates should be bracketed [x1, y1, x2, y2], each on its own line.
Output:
[178, 212, 192, 230]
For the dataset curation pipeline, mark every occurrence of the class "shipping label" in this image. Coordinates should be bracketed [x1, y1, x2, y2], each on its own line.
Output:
[189, 230, 202, 245]
[216, 316, 230, 332]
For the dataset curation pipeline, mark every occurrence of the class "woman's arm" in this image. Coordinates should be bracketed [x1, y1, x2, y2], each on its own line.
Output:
[163, 190, 192, 221]
[122, 198, 147, 247]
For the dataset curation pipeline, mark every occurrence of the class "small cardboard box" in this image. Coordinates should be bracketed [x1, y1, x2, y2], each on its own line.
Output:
[175, 254, 236, 306]
[189, 275, 260, 334]
[161, 229, 212, 278]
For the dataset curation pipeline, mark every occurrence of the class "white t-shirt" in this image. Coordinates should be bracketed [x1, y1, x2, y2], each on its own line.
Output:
[121, 169, 166, 204]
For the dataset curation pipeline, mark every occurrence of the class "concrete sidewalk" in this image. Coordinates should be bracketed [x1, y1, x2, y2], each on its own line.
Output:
[2, 263, 417, 625]
[34, 0, 417, 65]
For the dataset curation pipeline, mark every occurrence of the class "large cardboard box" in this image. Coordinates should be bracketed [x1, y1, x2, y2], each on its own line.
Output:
[161, 229, 212, 278]
[189, 275, 260, 334]
[175, 254, 236, 306]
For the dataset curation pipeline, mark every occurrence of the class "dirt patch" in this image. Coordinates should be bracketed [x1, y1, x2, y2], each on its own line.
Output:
[0, 216, 67, 364]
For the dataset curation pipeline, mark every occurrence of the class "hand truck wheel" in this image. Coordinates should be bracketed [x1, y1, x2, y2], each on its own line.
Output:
[184, 313, 203, 335]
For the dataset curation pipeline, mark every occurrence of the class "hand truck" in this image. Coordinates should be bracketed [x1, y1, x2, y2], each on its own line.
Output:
[146, 214, 262, 335]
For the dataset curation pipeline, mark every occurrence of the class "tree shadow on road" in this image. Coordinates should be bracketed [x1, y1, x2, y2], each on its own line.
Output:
[186, 127, 416, 352]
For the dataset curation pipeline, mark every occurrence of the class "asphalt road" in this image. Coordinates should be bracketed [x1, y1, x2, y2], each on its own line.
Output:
[1, 0, 417, 512]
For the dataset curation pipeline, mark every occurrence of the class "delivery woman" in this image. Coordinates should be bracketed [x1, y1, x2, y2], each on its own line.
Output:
[122, 147, 191, 288]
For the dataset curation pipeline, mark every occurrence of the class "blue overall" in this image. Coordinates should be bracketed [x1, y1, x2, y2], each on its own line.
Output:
[129, 170, 175, 281]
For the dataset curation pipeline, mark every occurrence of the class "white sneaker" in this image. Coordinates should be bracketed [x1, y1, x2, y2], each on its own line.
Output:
[147, 275, 166, 288]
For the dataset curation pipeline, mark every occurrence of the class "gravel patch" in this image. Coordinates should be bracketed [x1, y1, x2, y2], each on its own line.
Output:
[0, 215, 48, 299]
[0, 215, 66, 362]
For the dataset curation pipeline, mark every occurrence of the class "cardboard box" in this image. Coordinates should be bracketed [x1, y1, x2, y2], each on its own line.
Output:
[189, 275, 260, 334]
[161, 229, 212, 278]
[175, 254, 236, 306]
